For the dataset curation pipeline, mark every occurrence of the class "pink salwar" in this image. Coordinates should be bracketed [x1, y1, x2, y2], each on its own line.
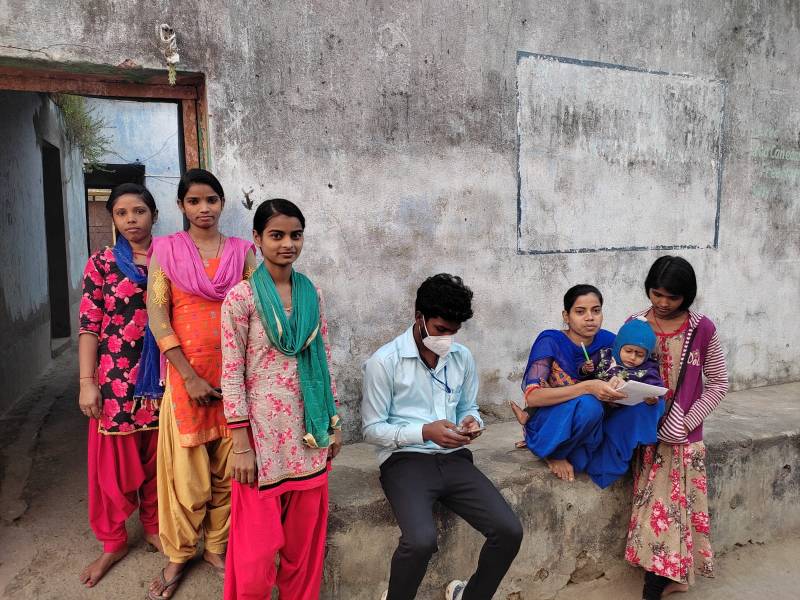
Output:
[223, 479, 329, 600]
[87, 419, 158, 552]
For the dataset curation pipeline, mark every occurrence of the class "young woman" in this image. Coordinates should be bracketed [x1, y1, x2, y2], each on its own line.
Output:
[624, 256, 728, 600]
[77, 183, 162, 587]
[220, 199, 341, 600]
[512, 285, 662, 485]
[145, 169, 257, 600]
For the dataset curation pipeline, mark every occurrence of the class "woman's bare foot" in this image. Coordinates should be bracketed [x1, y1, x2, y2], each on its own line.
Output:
[509, 401, 530, 426]
[79, 548, 128, 587]
[203, 549, 225, 576]
[545, 458, 575, 481]
[662, 582, 689, 596]
[148, 562, 186, 599]
[145, 532, 164, 553]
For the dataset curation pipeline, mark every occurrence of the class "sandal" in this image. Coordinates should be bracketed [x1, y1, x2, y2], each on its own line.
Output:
[146, 567, 185, 600]
[514, 440, 527, 449]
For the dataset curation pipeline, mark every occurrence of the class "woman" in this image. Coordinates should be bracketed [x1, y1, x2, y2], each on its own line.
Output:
[512, 285, 662, 484]
[624, 256, 728, 600]
[146, 169, 257, 600]
[220, 199, 341, 600]
[77, 183, 162, 587]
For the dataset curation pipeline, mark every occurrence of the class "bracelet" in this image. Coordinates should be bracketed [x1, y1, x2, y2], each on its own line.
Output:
[79, 377, 96, 381]
[232, 448, 252, 455]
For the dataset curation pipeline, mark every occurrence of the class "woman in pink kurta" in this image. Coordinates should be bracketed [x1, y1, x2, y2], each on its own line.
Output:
[221, 198, 341, 600]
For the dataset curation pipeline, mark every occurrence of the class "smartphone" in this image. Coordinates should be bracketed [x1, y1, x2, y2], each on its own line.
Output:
[459, 426, 486, 439]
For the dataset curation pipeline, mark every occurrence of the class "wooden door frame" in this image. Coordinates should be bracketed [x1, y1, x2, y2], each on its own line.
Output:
[0, 61, 208, 169]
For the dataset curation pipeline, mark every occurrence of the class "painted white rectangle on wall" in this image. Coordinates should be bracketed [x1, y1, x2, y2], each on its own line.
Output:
[516, 53, 726, 254]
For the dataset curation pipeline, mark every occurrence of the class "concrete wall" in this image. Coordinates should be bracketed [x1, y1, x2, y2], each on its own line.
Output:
[0, 91, 86, 414]
[2, 2, 799, 438]
[83, 98, 183, 235]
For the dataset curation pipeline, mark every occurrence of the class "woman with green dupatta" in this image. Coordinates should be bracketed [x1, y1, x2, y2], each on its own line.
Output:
[220, 198, 341, 599]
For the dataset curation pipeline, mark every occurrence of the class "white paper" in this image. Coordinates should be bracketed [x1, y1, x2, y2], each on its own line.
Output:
[612, 380, 668, 406]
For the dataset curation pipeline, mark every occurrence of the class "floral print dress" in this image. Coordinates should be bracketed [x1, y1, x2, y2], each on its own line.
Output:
[79, 247, 159, 434]
[220, 280, 337, 493]
[624, 322, 713, 584]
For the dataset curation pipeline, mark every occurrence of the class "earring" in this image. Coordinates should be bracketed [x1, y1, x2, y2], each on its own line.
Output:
[563, 322, 569, 330]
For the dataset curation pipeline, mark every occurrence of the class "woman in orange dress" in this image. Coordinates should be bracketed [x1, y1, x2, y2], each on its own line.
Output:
[145, 169, 256, 600]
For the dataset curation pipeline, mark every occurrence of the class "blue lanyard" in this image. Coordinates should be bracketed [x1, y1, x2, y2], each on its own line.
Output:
[429, 365, 451, 394]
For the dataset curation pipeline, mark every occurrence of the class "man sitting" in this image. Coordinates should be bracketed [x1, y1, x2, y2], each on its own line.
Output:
[362, 274, 523, 600]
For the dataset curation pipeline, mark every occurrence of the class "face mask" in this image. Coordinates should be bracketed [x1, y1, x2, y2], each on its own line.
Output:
[420, 318, 454, 357]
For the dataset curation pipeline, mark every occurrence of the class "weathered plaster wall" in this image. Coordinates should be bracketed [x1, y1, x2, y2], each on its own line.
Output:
[0, 91, 86, 414]
[2, 1, 798, 437]
[83, 98, 183, 235]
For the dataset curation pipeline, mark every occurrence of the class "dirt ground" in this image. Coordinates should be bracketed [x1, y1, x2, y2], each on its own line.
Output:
[1, 353, 798, 599]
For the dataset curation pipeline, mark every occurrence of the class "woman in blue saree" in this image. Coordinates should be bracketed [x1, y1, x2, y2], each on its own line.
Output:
[512, 285, 663, 485]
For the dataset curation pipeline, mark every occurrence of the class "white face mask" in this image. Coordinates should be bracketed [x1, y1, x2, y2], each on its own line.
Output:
[420, 318, 454, 357]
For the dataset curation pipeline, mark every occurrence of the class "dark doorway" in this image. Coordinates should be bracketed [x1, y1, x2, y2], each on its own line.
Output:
[84, 163, 145, 253]
[40, 141, 71, 340]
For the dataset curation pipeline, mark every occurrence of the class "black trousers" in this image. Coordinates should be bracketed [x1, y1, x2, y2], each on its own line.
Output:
[379, 450, 523, 600]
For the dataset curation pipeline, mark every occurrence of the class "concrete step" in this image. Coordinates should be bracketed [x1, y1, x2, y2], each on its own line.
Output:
[324, 382, 800, 600]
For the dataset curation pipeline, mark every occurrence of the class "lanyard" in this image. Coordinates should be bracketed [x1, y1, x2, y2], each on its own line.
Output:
[429, 365, 451, 394]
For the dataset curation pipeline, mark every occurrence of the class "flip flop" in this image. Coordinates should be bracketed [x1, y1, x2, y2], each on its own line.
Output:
[514, 440, 527, 449]
[146, 567, 184, 600]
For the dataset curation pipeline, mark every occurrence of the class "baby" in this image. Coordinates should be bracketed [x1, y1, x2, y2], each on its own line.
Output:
[593, 318, 664, 394]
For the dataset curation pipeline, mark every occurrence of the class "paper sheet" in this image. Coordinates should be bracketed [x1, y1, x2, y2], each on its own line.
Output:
[613, 379, 668, 406]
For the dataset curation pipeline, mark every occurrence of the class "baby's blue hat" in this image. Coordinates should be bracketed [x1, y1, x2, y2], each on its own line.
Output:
[613, 317, 656, 363]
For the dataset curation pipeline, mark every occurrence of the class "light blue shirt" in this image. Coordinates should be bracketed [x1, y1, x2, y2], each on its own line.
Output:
[361, 326, 483, 465]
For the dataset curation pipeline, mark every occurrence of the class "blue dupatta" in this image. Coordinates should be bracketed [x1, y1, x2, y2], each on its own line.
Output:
[113, 236, 163, 400]
[521, 328, 616, 390]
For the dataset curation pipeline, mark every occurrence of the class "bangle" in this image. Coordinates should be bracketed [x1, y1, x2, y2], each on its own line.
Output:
[232, 447, 252, 455]
[79, 377, 95, 381]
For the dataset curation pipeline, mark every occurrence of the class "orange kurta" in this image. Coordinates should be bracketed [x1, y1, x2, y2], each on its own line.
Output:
[167, 258, 228, 447]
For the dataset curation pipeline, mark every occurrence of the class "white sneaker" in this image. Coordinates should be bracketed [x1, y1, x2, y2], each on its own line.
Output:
[445, 579, 467, 600]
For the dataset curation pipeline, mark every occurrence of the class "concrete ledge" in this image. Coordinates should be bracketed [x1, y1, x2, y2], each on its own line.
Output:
[323, 383, 800, 599]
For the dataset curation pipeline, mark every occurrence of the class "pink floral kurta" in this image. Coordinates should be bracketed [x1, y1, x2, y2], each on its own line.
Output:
[220, 280, 337, 491]
[79, 247, 159, 434]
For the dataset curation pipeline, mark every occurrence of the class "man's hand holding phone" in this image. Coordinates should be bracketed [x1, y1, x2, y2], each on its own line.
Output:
[457, 415, 485, 440]
[422, 420, 471, 448]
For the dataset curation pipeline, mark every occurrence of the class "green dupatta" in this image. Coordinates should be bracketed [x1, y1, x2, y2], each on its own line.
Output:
[249, 263, 339, 448]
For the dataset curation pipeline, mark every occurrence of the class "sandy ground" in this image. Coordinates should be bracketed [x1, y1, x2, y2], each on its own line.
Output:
[1, 353, 798, 599]
[552, 537, 800, 600]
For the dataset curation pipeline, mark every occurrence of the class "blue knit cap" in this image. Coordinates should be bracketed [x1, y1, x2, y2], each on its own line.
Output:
[613, 317, 656, 363]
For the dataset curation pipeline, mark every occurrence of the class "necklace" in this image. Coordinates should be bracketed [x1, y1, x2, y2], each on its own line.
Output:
[191, 234, 224, 267]
[650, 309, 686, 335]
[132, 238, 152, 261]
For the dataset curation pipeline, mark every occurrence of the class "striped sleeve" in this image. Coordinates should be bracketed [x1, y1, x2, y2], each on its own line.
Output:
[658, 404, 689, 444]
[683, 331, 728, 431]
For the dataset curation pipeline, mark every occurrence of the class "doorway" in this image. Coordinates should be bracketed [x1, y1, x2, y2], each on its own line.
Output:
[0, 60, 208, 411]
[40, 141, 71, 342]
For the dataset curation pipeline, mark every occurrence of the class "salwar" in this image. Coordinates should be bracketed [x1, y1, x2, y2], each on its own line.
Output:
[586, 400, 664, 489]
[157, 389, 232, 563]
[223, 480, 329, 600]
[87, 420, 158, 552]
[524, 394, 604, 473]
